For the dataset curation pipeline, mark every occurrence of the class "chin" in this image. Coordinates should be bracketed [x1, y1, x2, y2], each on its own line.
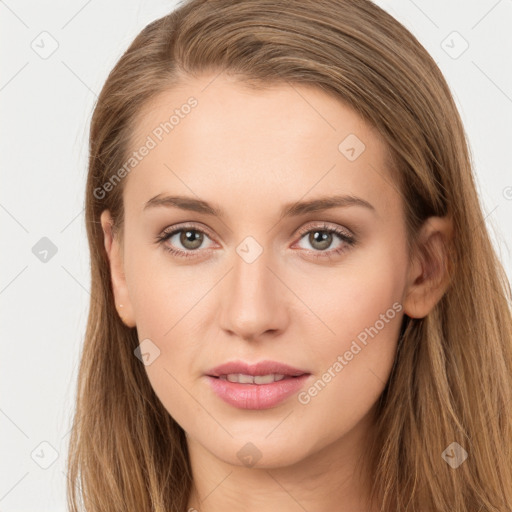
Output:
[204, 433, 313, 469]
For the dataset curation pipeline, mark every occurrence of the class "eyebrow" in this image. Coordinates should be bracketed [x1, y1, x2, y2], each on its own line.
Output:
[143, 193, 376, 218]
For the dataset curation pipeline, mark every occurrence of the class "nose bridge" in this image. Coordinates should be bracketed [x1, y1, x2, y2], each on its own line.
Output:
[219, 238, 287, 339]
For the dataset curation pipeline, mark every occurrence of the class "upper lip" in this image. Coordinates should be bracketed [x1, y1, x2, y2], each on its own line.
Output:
[206, 359, 310, 378]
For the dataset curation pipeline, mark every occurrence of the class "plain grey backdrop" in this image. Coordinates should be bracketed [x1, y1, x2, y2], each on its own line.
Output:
[1, 0, 511, 510]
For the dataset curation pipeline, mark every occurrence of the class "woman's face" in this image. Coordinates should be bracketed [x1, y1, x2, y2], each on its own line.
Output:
[102, 73, 412, 468]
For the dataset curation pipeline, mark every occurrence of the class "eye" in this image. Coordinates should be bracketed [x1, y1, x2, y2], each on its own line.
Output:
[155, 224, 215, 259]
[294, 223, 356, 259]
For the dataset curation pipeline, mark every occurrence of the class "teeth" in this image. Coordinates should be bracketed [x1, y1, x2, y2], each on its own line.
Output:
[220, 373, 287, 384]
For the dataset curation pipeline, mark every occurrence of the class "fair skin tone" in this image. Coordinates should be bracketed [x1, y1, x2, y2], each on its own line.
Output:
[101, 73, 452, 511]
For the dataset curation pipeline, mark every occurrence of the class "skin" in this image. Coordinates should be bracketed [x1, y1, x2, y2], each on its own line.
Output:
[101, 73, 452, 511]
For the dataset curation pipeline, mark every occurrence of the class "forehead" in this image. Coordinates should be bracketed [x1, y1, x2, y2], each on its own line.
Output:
[123, 74, 399, 219]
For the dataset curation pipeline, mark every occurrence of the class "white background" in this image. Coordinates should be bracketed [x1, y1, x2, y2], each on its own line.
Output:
[1, 0, 511, 510]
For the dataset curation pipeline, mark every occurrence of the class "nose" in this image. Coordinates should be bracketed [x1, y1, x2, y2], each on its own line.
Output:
[218, 247, 289, 342]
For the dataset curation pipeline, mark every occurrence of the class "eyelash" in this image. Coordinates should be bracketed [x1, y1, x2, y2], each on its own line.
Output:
[154, 222, 356, 260]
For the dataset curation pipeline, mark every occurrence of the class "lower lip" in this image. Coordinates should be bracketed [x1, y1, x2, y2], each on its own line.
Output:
[205, 374, 311, 410]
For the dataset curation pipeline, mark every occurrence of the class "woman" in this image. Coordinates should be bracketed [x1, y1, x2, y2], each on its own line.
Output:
[67, 0, 512, 510]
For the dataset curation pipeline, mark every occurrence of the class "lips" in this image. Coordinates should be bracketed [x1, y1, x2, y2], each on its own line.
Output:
[205, 360, 312, 409]
[206, 359, 309, 378]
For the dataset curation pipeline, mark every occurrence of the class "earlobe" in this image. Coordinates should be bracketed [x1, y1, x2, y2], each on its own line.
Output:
[100, 210, 136, 328]
[403, 216, 454, 319]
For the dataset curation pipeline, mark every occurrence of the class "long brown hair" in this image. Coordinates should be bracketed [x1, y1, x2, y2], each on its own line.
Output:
[67, 0, 512, 510]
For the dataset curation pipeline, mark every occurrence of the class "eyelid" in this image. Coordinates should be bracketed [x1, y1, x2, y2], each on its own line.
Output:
[295, 221, 354, 239]
[160, 221, 217, 240]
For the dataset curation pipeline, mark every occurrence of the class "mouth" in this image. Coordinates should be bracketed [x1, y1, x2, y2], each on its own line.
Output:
[206, 359, 310, 379]
[210, 373, 306, 384]
[204, 359, 311, 410]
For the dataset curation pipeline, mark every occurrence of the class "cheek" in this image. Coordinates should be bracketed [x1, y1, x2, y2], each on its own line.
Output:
[124, 246, 210, 422]
[295, 299, 402, 447]
[292, 242, 405, 346]
[124, 239, 198, 336]
[296, 245, 405, 396]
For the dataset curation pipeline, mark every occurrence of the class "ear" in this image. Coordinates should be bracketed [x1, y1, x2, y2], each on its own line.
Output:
[100, 210, 136, 328]
[403, 216, 454, 319]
